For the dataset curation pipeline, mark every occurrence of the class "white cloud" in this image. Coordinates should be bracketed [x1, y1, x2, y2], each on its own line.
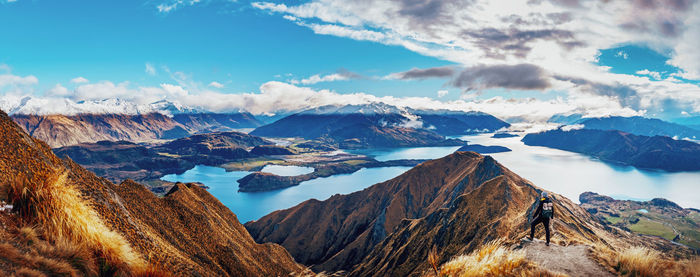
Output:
[208, 81, 224, 88]
[47, 84, 70, 96]
[615, 51, 629, 60]
[292, 73, 351, 85]
[70, 76, 89, 84]
[0, 73, 38, 88]
[250, 0, 700, 118]
[145, 63, 157, 76]
[561, 124, 584, 131]
[635, 69, 661, 80]
[155, 0, 203, 13]
[437, 90, 449, 98]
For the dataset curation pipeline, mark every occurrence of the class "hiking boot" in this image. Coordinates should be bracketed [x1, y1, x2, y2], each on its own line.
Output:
[545, 242, 550, 246]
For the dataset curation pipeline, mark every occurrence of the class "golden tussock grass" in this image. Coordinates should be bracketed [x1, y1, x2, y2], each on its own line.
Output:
[615, 246, 700, 277]
[6, 168, 145, 274]
[437, 240, 564, 277]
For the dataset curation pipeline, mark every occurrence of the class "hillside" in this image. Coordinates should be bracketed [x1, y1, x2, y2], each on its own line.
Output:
[0, 109, 304, 276]
[53, 140, 194, 183]
[12, 113, 190, 147]
[154, 131, 271, 165]
[411, 109, 510, 136]
[522, 128, 700, 171]
[172, 112, 263, 133]
[578, 116, 700, 140]
[246, 151, 693, 276]
[580, 192, 700, 249]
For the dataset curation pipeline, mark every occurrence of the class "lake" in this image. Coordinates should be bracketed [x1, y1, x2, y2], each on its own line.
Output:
[162, 165, 412, 223]
[162, 134, 700, 223]
[457, 134, 700, 210]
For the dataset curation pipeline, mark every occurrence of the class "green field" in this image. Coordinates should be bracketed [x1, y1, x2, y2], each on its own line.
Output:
[627, 218, 676, 240]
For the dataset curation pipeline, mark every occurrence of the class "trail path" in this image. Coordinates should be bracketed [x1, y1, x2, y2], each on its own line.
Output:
[516, 239, 613, 277]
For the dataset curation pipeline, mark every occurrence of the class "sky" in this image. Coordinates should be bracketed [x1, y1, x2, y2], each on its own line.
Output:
[1, 0, 699, 122]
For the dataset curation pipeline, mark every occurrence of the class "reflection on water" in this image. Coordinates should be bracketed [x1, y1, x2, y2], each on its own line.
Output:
[260, 165, 314, 176]
[162, 165, 410, 223]
[459, 134, 700, 209]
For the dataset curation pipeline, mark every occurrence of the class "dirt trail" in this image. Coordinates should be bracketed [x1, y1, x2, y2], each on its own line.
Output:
[516, 239, 613, 277]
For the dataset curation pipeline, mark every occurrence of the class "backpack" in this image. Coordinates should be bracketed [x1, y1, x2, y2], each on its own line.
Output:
[542, 201, 553, 218]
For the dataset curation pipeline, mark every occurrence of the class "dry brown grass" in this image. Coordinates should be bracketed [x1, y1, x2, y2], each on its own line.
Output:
[0, 226, 99, 277]
[6, 168, 145, 274]
[615, 246, 700, 277]
[438, 240, 564, 277]
[428, 245, 439, 276]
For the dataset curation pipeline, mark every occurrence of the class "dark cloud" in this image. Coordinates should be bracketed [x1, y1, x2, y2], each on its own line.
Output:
[452, 64, 551, 91]
[393, 66, 456, 80]
[337, 68, 363, 79]
[462, 27, 585, 59]
[554, 75, 641, 108]
[620, 0, 696, 37]
[398, 0, 446, 21]
[527, 0, 583, 8]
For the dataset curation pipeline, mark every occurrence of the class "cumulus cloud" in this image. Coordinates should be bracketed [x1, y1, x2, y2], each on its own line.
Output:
[291, 70, 361, 85]
[0, 77, 648, 123]
[437, 90, 449, 97]
[0, 74, 38, 88]
[70, 77, 89, 84]
[250, 0, 700, 115]
[208, 81, 224, 88]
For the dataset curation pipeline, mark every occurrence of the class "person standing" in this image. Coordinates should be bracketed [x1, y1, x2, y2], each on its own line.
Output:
[529, 191, 554, 246]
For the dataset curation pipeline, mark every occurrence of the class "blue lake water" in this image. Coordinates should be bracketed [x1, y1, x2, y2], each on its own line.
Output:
[162, 165, 411, 223]
[163, 134, 700, 223]
[260, 165, 314, 176]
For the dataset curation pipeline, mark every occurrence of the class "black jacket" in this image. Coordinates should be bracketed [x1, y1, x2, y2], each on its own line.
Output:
[533, 197, 554, 219]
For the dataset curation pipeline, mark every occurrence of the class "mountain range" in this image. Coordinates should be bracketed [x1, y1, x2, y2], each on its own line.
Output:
[12, 111, 263, 148]
[522, 128, 700, 171]
[250, 103, 508, 148]
[549, 115, 700, 140]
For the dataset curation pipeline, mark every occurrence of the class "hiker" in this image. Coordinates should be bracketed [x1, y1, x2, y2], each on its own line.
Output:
[529, 191, 554, 246]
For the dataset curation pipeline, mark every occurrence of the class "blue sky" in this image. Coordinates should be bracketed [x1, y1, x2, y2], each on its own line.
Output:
[1, 0, 699, 122]
[0, 0, 452, 97]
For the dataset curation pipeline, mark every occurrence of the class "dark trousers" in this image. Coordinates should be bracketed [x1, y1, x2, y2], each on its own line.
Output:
[530, 216, 550, 243]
